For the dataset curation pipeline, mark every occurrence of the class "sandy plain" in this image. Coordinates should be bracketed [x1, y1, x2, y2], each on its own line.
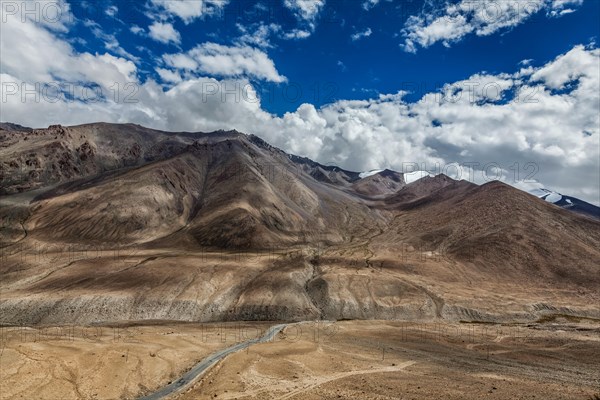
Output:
[1, 320, 599, 400]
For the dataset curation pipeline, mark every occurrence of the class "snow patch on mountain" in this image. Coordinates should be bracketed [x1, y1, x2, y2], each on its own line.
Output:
[530, 188, 563, 203]
[359, 169, 384, 179]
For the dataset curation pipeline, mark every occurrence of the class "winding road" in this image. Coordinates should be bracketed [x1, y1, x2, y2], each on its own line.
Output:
[138, 323, 289, 400]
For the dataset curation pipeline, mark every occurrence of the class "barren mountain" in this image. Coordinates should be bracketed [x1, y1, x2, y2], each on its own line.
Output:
[0, 123, 598, 326]
[0, 123, 243, 195]
[531, 187, 600, 220]
[351, 169, 405, 196]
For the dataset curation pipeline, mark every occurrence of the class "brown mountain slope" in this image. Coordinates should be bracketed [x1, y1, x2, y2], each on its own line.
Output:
[384, 174, 474, 205]
[351, 169, 406, 197]
[356, 179, 600, 321]
[0, 123, 598, 325]
[14, 132, 385, 250]
[389, 180, 600, 287]
[0, 123, 245, 195]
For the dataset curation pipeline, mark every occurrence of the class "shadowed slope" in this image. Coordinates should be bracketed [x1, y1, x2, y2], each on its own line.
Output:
[351, 169, 406, 197]
[19, 133, 385, 249]
[0, 123, 599, 325]
[0, 123, 243, 195]
[382, 181, 600, 288]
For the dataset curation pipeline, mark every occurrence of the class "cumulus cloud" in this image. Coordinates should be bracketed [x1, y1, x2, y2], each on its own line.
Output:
[236, 23, 282, 48]
[531, 44, 598, 88]
[402, 0, 586, 52]
[284, 0, 326, 23]
[163, 43, 287, 82]
[351, 27, 372, 41]
[148, 22, 181, 45]
[1, 7, 598, 204]
[0, 4, 136, 88]
[162, 53, 199, 70]
[155, 67, 182, 83]
[149, 0, 229, 24]
[283, 0, 326, 38]
[17, 0, 74, 32]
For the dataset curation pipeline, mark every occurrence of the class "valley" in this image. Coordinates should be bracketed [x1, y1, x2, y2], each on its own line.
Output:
[1, 123, 599, 399]
[1, 320, 599, 399]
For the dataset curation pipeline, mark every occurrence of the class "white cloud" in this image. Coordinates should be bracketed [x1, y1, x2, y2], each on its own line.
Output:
[404, 171, 435, 184]
[83, 19, 140, 62]
[105, 5, 118, 17]
[402, 0, 586, 52]
[20, 0, 74, 32]
[236, 23, 282, 48]
[362, 0, 379, 10]
[156, 67, 182, 83]
[163, 53, 199, 70]
[283, 29, 312, 40]
[130, 25, 145, 35]
[402, 13, 474, 52]
[351, 27, 372, 41]
[548, 0, 584, 16]
[531, 44, 599, 88]
[149, 0, 229, 24]
[283, 0, 326, 38]
[284, 0, 326, 22]
[0, 5, 136, 87]
[148, 22, 181, 45]
[163, 43, 286, 82]
[362, 0, 392, 11]
[552, 0, 584, 7]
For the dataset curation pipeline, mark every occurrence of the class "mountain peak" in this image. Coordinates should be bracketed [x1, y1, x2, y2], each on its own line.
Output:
[352, 168, 405, 196]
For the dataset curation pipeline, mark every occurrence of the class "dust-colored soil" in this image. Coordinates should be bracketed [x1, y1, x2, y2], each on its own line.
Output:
[2, 321, 598, 400]
[0, 321, 271, 399]
[176, 321, 600, 400]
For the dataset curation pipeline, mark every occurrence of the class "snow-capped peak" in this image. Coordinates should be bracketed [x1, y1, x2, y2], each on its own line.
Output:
[529, 188, 563, 204]
[527, 187, 599, 219]
[359, 169, 384, 179]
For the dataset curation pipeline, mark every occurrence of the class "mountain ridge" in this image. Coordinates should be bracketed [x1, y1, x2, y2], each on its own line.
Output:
[1, 122, 598, 325]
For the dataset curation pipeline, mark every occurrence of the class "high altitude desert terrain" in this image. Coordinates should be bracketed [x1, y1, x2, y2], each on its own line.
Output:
[1, 320, 599, 399]
[1, 123, 599, 399]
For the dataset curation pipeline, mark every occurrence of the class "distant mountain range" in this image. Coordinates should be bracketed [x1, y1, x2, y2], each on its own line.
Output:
[529, 188, 599, 220]
[1, 122, 598, 325]
[2, 121, 597, 219]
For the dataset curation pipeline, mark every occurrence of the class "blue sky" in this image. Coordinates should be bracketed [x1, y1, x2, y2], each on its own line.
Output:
[60, 0, 600, 114]
[1, 0, 599, 204]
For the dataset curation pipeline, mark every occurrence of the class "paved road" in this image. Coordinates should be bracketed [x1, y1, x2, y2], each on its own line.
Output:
[138, 323, 289, 400]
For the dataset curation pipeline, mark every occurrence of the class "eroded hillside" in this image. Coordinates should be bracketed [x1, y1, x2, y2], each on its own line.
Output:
[1, 123, 599, 325]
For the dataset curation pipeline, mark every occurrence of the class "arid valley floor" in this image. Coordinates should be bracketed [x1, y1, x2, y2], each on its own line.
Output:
[1, 320, 599, 399]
